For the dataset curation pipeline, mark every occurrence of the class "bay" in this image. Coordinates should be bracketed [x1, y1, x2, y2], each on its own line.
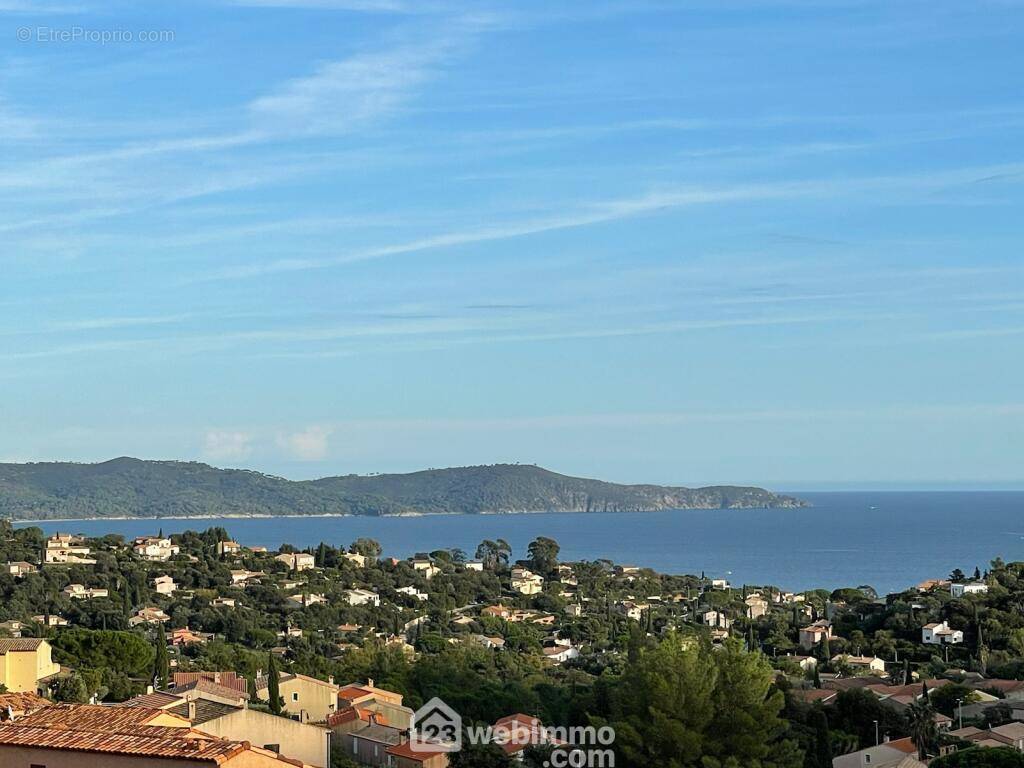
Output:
[16, 491, 1024, 594]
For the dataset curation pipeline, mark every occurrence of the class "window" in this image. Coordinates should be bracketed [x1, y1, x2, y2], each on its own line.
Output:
[292, 692, 299, 701]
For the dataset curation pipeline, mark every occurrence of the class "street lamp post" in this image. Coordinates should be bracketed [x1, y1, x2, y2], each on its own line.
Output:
[874, 719, 880, 746]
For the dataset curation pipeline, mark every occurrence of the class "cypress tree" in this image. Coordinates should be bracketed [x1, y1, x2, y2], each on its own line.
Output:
[812, 706, 832, 768]
[267, 653, 282, 715]
[813, 664, 822, 689]
[153, 623, 170, 690]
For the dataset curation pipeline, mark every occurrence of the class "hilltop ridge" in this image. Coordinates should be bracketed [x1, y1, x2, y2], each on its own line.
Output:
[0, 458, 807, 520]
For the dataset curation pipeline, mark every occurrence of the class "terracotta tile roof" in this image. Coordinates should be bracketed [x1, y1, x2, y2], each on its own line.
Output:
[387, 739, 450, 760]
[338, 685, 372, 701]
[0, 692, 51, 715]
[790, 689, 837, 704]
[886, 737, 917, 754]
[171, 678, 250, 701]
[173, 671, 249, 695]
[0, 722, 247, 762]
[0, 638, 45, 654]
[118, 691, 183, 709]
[15, 703, 190, 730]
[327, 706, 388, 728]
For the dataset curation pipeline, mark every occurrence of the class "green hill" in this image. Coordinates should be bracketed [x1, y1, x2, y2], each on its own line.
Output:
[0, 458, 807, 520]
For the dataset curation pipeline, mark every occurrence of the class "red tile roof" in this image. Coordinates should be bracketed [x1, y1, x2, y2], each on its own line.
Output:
[886, 737, 918, 754]
[386, 739, 450, 760]
[173, 671, 249, 695]
[0, 638, 45, 654]
[15, 703, 190, 731]
[0, 692, 51, 715]
[338, 685, 373, 701]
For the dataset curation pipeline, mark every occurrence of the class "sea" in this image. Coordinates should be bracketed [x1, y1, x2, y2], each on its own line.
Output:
[15, 491, 1024, 595]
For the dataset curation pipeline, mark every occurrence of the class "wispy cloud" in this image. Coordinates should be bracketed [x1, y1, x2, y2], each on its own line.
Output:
[277, 425, 334, 460]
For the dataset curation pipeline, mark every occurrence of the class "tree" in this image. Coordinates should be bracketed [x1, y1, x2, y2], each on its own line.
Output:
[908, 700, 939, 759]
[267, 652, 282, 715]
[527, 537, 560, 576]
[153, 623, 170, 689]
[930, 747, 1024, 768]
[351, 538, 382, 559]
[52, 673, 90, 703]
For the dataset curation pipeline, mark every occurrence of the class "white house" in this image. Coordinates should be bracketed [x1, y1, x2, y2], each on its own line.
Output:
[701, 610, 732, 630]
[396, 586, 428, 601]
[343, 589, 381, 607]
[153, 575, 177, 595]
[62, 583, 108, 599]
[216, 540, 241, 556]
[464, 561, 484, 572]
[133, 536, 180, 561]
[511, 568, 544, 595]
[45, 534, 96, 565]
[832, 654, 886, 674]
[3, 561, 37, 577]
[951, 582, 988, 598]
[543, 644, 581, 664]
[922, 621, 964, 645]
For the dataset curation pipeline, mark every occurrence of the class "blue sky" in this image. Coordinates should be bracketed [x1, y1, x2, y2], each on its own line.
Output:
[0, 0, 1022, 489]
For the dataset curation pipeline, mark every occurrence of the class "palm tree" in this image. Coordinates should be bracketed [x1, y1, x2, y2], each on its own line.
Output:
[907, 700, 938, 760]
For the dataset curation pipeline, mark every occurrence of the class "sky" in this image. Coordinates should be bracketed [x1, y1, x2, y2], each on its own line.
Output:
[0, 0, 1022, 489]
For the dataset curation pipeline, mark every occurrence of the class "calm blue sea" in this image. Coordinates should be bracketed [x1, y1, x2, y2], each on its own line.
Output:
[15, 492, 1024, 594]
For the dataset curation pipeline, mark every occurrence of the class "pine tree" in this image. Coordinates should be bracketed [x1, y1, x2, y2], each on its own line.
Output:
[153, 623, 170, 690]
[267, 653, 282, 715]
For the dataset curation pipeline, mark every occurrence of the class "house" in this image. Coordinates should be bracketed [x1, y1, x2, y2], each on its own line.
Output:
[217, 540, 242, 556]
[3, 561, 36, 577]
[397, 586, 428, 601]
[916, 579, 951, 592]
[387, 738, 451, 768]
[615, 601, 648, 621]
[472, 635, 506, 650]
[32, 614, 69, 627]
[0, 703, 310, 768]
[336, 679, 413, 730]
[0, 620, 25, 638]
[343, 588, 381, 607]
[257, 672, 340, 723]
[344, 552, 368, 567]
[745, 594, 770, 619]
[564, 603, 583, 617]
[464, 560, 484, 571]
[62, 583, 109, 599]
[129, 606, 171, 626]
[832, 655, 886, 675]
[199, 705, 330, 767]
[153, 574, 177, 595]
[133, 536, 180, 561]
[543, 644, 581, 665]
[799, 620, 835, 649]
[492, 713, 564, 759]
[230, 569, 263, 584]
[213, 597, 238, 608]
[510, 568, 544, 595]
[411, 559, 441, 579]
[276, 552, 316, 572]
[289, 593, 327, 607]
[922, 621, 964, 645]
[481, 604, 513, 620]
[951, 582, 989, 598]
[0, 638, 61, 693]
[44, 534, 95, 564]
[0, 691, 51, 718]
[832, 737, 923, 768]
[170, 627, 211, 646]
[701, 610, 732, 630]
[710, 578, 730, 590]
[951, 721, 1024, 749]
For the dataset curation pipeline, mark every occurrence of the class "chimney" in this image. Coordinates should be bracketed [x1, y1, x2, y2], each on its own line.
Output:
[367, 677, 374, 688]
[188, 701, 197, 721]
[146, 685, 154, 695]
[328, 675, 334, 685]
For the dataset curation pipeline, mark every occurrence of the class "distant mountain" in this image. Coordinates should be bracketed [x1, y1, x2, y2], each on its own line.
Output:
[0, 458, 807, 520]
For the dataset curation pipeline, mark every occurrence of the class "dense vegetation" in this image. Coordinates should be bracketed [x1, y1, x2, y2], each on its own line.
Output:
[0, 458, 806, 520]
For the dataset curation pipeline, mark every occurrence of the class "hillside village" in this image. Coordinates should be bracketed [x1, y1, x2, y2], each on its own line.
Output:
[2, 519, 1024, 767]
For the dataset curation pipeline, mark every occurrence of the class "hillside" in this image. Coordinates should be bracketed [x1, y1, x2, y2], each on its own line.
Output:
[0, 458, 807, 520]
